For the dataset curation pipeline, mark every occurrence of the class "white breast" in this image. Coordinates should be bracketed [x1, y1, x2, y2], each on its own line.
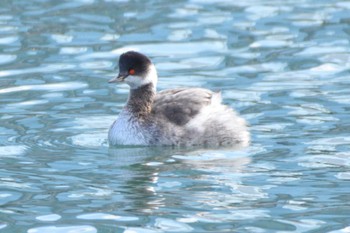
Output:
[108, 110, 148, 146]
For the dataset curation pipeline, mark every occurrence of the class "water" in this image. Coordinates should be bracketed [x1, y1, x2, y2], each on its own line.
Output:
[0, 0, 350, 232]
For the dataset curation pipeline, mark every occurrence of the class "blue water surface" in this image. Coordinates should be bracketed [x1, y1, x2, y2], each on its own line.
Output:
[0, 0, 350, 232]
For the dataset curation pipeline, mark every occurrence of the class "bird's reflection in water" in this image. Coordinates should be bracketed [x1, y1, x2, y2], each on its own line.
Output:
[107, 145, 252, 213]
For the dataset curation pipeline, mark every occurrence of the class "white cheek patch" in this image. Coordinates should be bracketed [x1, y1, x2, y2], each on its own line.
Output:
[124, 64, 158, 89]
[125, 75, 145, 89]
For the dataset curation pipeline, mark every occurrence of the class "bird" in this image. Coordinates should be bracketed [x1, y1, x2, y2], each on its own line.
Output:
[108, 51, 249, 147]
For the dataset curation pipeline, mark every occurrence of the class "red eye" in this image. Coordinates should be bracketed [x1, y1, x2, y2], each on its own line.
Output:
[129, 69, 135, 75]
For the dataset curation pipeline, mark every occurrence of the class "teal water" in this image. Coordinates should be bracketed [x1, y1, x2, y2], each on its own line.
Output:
[1, 0, 350, 232]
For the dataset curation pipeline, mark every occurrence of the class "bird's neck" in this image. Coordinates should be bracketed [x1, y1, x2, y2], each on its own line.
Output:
[127, 83, 156, 118]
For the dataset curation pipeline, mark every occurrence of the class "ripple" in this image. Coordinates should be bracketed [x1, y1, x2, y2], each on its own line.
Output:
[145, 162, 164, 167]
[297, 46, 348, 56]
[245, 5, 280, 19]
[79, 61, 113, 69]
[0, 179, 34, 190]
[114, 41, 227, 57]
[225, 62, 286, 74]
[287, 103, 331, 115]
[307, 137, 350, 146]
[6, 100, 49, 108]
[36, 214, 62, 222]
[41, 92, 65, 99]
[57, 187, 113, 201]
[154, 218, 193, 232]
[77, 213, 138, 221]
[10, 132, 78, 151]
[124, 228, 160, 233]
[337, 1, 350, 9]
[197, 14, 231, 25]
[168, 29, 192, 41]
[328, 226, 350, 233]
[299, 152, 350, 168]
[60, 47, 88, 54]
[47, 160, 95, 172]
[224, 90, 262, 102]
[156, 181, 182, 190]
[0, 25, 18, 32]
[0, 145, 28, 157]
[250, 40, 292, 48]
[181, 56, 223, 68]
[310, 63, 345, 73]
[178, 210, 269, 225]
[202, 209, 270, 222]
[292, 20, 324, 27]
[253, 123, 292, 132]
[0, 36, 18, 44]
[27, 225, 97, 233]
[0, 82, 87, 94]
[0, 55, 16, 65]
[296, 116, 338, 125]
[61, 116, 114, 131]
[0, 191, 22, 205]
[286, 103, 338, 125]
[336, 172, 350, 180]
[100, 33, 120, 41]
[70, 133, 108, 147]
[158, 56, 223, 71]
[329, 94, 350, 104]
[0, 64, 77, 77]
[51, 34, 73, 43]
[274, 219, 326, 232]
[282, 200, 308, 211]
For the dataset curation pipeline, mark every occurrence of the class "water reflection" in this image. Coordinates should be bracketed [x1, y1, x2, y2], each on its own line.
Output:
[0, 144, 254, 231]
[105, 146, 256, 220]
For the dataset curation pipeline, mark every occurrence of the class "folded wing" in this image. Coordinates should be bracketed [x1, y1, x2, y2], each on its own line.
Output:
[152, 88, 215, 126]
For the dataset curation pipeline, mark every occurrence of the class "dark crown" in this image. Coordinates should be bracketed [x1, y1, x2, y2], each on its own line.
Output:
[119, 51, 152, 75]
